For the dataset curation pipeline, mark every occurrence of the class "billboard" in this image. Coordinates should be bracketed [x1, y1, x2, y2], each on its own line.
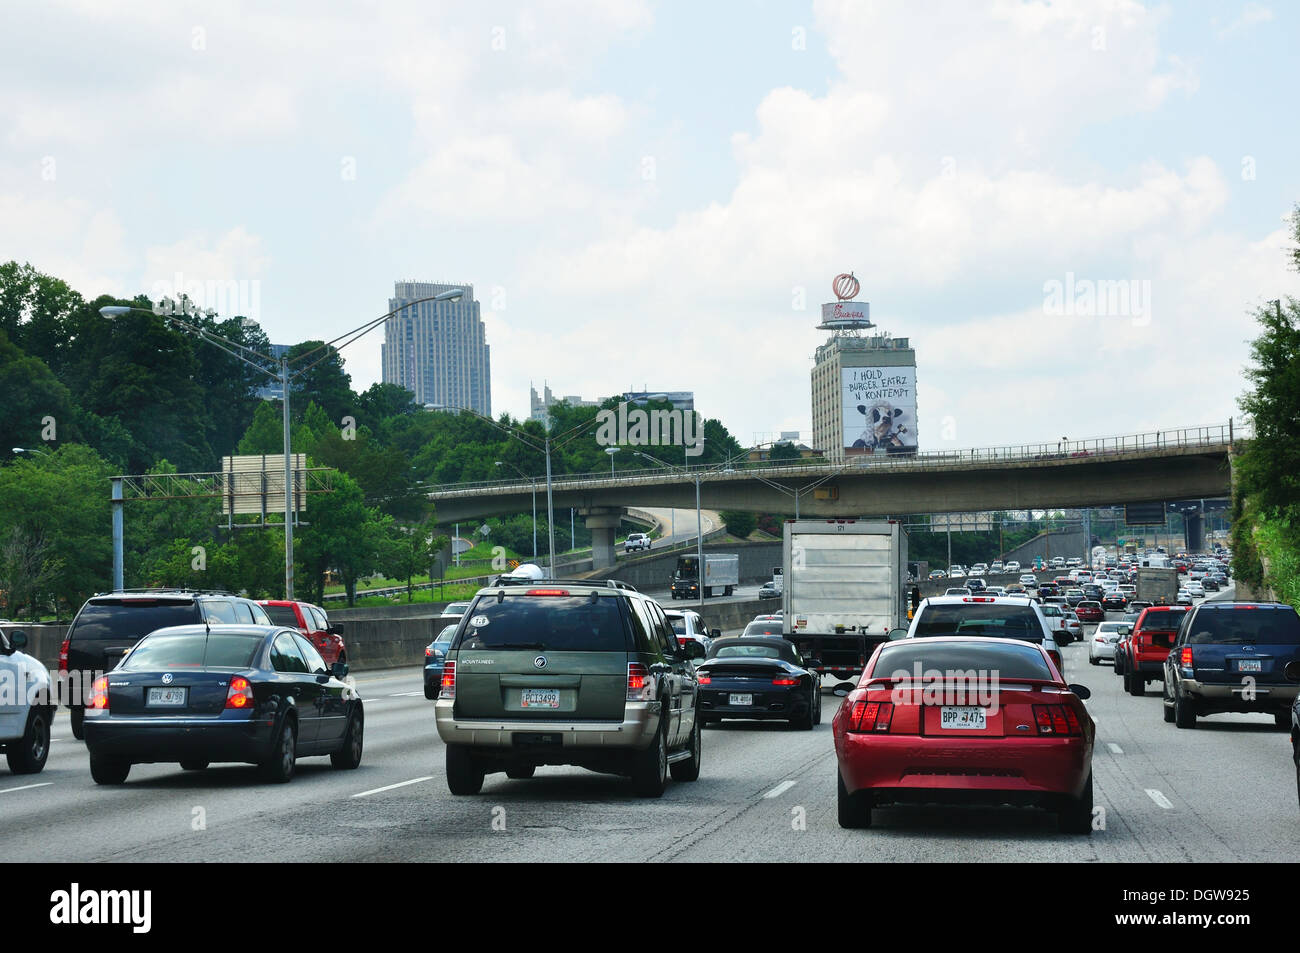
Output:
[842, 366, 917, 454]
[1124, 502, 1167, 526]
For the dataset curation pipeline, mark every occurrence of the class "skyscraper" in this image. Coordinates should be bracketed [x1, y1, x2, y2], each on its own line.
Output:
[381, 281, 491, 415]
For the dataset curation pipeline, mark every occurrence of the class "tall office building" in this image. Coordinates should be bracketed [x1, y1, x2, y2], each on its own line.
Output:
[381, 281, 491, 415]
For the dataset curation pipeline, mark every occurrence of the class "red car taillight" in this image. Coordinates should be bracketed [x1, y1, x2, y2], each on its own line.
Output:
[225, 675, 254, 709]
[1048, 649, 1063, 671]
[58, 638, 70, 673]
[440, 660, 456, 698]
[1179, 647, 1194, 673]
[627, 662, 653, 701]
[849, 701, 893, 732]
[697, 675, 711, 685]
[1033, 704, 1082, 736]
[89, 676, 109, 710]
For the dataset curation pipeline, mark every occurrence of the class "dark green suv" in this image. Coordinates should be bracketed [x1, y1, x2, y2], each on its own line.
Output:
[435, 579, 704, 797]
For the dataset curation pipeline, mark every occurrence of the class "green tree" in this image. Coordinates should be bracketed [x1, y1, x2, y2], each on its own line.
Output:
[720, 510, 757, 538]
[286, 341, 353, 427]
[1236, 297, 1300, 516]
[295, 471, 388, 606]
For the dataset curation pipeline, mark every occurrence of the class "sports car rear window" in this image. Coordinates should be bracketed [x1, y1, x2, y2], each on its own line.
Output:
[873, 641, 1053, 681]
[714, 645, 783, 659]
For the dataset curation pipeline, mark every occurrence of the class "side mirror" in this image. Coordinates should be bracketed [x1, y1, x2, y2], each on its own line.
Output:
[11, 630, 27, 651]
[683, 641, 706, 660]
[329, 623, 344, 634]
[1068, 684, 1092, 700]
[710, 628, 721, 639]
[887, 627, 909, 641]
[1285, 661, 1300, 683]
[331, 660, 350, 679]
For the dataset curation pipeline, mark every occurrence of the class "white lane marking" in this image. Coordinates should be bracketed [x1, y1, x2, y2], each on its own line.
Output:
[763, 780, 797, 799]
[1107, 743, 1124, 755]
[387, 691, 425, 697]
[352, 776, 434, 798]
[1145, 788, 1173, 809]
[0, 782, 52, 795]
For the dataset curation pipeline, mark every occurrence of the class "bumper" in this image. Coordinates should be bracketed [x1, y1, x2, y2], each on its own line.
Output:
[435, 698, 661, 750]
[836, 731, 1091, 801]
[1132, 658, 1167, 677]
[1090, 643, 1116, 660]
[699, 688, 810, 720]
[1180, 679, 1299, 703]
[83, 713, 274, 763]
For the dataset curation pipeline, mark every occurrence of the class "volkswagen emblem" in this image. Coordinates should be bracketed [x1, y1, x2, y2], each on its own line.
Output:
[161, 673, 173, 684]
[533, 656, 548, 669]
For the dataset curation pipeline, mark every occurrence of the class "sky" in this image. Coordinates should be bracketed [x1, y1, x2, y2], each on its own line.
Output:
[2, 0, 1297, 451]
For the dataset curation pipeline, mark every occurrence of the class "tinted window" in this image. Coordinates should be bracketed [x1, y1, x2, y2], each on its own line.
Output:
[249, 603, 271, 625]
[455, 595, 629, 652]
[1140, 609, 1187, 630]
[71, 600, 200, 641]
[234, 602, 255, 624]
[626, 598, 658, 655]
[121, 633, 263, 670]
[263, 605, 302, 628]
[203, 600, 238, 624]
[742, 622, 783, 636]
[294, 635, 328, 674]
[715, 644, 782, 659]
[271, 634, 309, 673]
[1186, 606, 1300, 645]
[644, 601, 678, 656]
[874, 641, 1053, 681]
[913, 604, 1045, 642]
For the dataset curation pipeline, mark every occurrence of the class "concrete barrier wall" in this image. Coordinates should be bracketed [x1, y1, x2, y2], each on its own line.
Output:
[591, 541, 781, 590]
[1000, 530, 1089, 567]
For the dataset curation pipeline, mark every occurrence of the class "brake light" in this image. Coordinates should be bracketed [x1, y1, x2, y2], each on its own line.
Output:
[225, 675, 254, 709]
[627, 662, 653, 701]
[89, 676, 109, 710]
[849, 701, 893, 732]
[441, 660, 456, 698]
[1179, 647, 1194, 672]
[678, 637, 689, 647]
[1033, 705, 1082, 736]
[1048, 649, 1063, 671]
[58, 638, 69, 673]
[425, 645, 435, 657]
[526, 589, 570, 596]
[697, 675, 711, 685]
[962, 597, 994, 603]
[772, 677, 799, 686]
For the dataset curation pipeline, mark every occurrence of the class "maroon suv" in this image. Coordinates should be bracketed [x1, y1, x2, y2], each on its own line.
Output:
[258, 600, 347, 666]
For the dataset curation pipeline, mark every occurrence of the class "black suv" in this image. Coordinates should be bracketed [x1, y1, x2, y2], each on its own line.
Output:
[1162, 602, 1300, 729]
[61, 590, 273, 739]
[435, 578, 704, 797]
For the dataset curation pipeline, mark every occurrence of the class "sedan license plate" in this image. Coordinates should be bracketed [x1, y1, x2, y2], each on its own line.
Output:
[1237, 659, 1262, 673]
[520, 688, 560, 709]
[941, 706, 986, 730]
[729, 693, 753, 706]
[146, 687, 187, 707]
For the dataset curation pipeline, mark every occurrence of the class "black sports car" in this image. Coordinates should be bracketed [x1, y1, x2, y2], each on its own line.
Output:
[83, 624, 363, 785]
[695, 637, 821, 730]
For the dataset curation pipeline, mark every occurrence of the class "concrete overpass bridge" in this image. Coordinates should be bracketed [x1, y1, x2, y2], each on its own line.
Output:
[428, 422, 1244, 568]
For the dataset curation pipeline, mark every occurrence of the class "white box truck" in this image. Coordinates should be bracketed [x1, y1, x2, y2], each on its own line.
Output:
[670, 553, 739, 599]
[1136, 567, 1179, 606]
[782, 520, 909, 679]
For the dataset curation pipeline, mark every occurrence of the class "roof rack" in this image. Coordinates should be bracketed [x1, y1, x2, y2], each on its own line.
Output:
[95, 588, 236, 597]
[487, 577, 639, 593]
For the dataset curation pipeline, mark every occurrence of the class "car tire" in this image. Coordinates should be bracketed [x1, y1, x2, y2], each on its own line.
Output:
[331, 709, 364, 769]
[813, 690, 823, 725]
[260, 716, 297, 783]
[1162, 681, 1176, 723]
[70, 705, 85, 741]
[631, 713, 668, 798]
[423, 683, 438, 701]
[1089, 656, 1099, 666]
[670, 717, 702, 782]
[1294, 740, 1300, 813]
[1058, 773, 1094, 835]
[1275, 711, 1290, 731]
[506, 764, 536, 780]
[793, 695, 815, 731]
[446, 744, 485, 795]
[1174, 691, 1196, 729]
[179, 760, 209, 771]
[89, 755, 130, 785]
[6, 707, 50, 774]
[1126, 672, 1145, 697]
[837, 768, 872, 829]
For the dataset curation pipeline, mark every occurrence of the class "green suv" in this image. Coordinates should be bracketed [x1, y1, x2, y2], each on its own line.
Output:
[435, 579, 705, 797]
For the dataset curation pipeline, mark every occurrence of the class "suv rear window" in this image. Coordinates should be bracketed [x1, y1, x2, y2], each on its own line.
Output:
[1186, 606, 1300, 645]
[1139, 609, 1187, 630]
[122, 632, 263, 669]
[454, 595, 629, 652]
[914, 604, 1045, 642]
[263, 605, 302, 627]
[71, 600, 200, 640]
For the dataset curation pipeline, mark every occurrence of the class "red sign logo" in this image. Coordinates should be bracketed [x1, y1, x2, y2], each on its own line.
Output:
[833, 273, 860, 301]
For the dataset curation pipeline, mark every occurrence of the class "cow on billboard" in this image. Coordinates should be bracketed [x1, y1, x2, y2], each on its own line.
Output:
[851, 401, 910, 453]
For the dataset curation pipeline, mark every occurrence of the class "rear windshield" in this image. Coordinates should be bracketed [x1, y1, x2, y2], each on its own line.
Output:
[874, 641, 1053, 681]
[913, 604, 1045, 643]
[1140, 609, 1187, 630]
[714, 644, 783, 659]
[121, 632, 263, 669]
[454, 595, 628, 652]
[1186, 606, 1300, 645]
[743, 622, 783, 636]
[669, 618, 687, 635]
[71, 601, 200, 641]
[262, 605, 301, 627]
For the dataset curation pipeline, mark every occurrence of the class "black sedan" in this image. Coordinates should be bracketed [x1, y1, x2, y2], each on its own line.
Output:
[83, 624, 363, 785]
[1101, 591, 1128, 611]
[695, 637, 821, 730]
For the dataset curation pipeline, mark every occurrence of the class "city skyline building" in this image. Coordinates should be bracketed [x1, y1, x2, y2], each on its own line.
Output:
[381, 281, 491, 415]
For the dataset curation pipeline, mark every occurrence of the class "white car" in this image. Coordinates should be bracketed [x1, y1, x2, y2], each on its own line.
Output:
[1019, 574, 1038, 586]
[663, 608, 717, 653]
[1176, 589, 1193, 606]
[0, 628, 52, 775]
[1089, 621, 1130, 664]
[990, 562, 1005, 574]
[948, 567, 966, 579]
[1185, 582, 1205, 598]
[1005, 561, 1021, 574]
[984, 586, 1006, 597]
[970, 564, 988, 576]
[905, 595, 1064, 671]
[624, 533, 652, 553]
[944, 587, 974, 597]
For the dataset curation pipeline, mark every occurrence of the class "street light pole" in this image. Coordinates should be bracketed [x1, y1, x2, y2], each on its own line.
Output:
[545, 430, 556, 577]
[281, 354, 294, 598]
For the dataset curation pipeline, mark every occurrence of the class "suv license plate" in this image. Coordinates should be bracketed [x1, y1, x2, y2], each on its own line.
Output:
[941, 706, 986, 729]
[520, 689, 560, 709]
[146, 687, 187, 707]
[729, 693, 753, 706]
[1237, 659, 1262, 673]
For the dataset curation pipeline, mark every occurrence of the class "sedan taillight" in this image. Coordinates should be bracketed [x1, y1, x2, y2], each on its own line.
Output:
[849, 701, 893, 732]
[225, 676, 254, 709]
[89, 676, 109, 710]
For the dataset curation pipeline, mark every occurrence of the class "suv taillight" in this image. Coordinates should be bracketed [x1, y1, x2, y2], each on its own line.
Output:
[225, 676, 254, 709]
[89, 676, 109, 710]
[1179, 646, 1194, 674]
[440, 660, 456, 698]
[58, 638, 70, 673]
[627, 662, 653, 701]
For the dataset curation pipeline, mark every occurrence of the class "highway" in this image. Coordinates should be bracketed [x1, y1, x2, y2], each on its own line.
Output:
[5, 587, 1296, 863]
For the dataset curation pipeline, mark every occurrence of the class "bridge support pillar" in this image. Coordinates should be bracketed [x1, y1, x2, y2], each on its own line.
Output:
[1184, 512, 1204, 553]
[583, 507, 624, 570]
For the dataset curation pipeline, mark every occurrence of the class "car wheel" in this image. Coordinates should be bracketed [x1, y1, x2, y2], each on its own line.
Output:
[1162, 681, 1176, 723]
[179, 760, 209, 771]
[331, 708, 364, 769]
[1294, 740, 1300, 813]
[89, 755, 130, 785]
[1089, 655, 1099, 666]
[6, 707, 50, 774]
[836, 768, 872, 829]
[670, 717, 702, 782]
[1126, 672, 1145, 697]
[260, 716, 297, 783]
[793, 693, 815, 730]
[70, 705, 85, 741]
[1275, 711, 1290, 731]
[505, 764, 536, 780]
[631, 713, 668, 798]
[1174, 691, 1196, 729]
[813, 690, 823, 725]
[424, 683, 438, 700]
[446, 744, 485, 795]
[1059, 773, 1094, 835]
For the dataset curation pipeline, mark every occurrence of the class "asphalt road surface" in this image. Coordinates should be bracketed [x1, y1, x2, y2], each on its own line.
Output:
[5, 586, 1294, 863]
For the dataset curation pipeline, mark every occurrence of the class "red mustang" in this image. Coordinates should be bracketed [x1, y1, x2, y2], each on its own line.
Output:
[834, 636, 1095, 833]
[1075, 601, 1105, 623]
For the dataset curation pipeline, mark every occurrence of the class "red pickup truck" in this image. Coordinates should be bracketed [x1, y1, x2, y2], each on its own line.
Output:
[1123, 605, 1189, 697]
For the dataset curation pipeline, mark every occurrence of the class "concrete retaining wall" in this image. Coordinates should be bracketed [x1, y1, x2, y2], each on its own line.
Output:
[590, 541, 781, 590]
[1000, 530, 1089, 567]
